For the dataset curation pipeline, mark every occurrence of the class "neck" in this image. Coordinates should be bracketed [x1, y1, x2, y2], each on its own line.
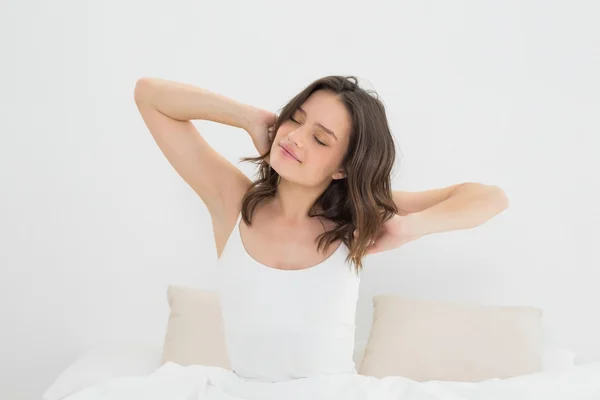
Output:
[271, 178, 329, 223]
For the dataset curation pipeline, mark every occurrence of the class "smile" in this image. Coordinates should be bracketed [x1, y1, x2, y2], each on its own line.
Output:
[280, 146, 300, 162]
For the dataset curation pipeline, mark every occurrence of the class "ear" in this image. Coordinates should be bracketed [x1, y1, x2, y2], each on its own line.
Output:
[332, 169, 346, 180]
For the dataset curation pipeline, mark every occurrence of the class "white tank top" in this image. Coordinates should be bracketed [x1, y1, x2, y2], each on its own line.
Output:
[216, 211, 361, 382]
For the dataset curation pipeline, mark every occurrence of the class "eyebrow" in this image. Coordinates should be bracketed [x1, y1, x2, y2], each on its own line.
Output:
[297, 107, 338, 141]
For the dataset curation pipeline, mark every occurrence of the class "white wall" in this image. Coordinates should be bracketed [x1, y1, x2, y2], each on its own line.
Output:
[2, 0, 599, 399]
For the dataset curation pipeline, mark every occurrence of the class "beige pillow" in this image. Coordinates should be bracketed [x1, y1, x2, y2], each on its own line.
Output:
[161, 285, 230, 368]
[359, 295, 543, 382]
[161, 285, 368, 369]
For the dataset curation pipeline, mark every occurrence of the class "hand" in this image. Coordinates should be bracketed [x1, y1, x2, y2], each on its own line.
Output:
[245, 108, 277, 163]
[354, 213, 424, 255]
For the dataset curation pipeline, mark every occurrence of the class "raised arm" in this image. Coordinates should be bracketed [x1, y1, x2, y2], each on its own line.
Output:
[133, 77, 274, 220]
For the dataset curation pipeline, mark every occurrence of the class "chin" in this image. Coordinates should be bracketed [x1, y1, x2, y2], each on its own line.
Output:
[271, 153, 296, 170]
[269, 163, 294, 183]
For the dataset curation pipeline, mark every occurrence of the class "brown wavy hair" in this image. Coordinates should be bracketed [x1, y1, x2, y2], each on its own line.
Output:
[239, 75, 401, 273]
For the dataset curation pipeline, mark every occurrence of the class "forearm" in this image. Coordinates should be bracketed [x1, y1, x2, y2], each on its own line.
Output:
[410, 184, 509, 237]
[134, 77, 256, 129]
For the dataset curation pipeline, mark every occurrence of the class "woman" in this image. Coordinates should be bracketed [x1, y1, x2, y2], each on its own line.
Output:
[132, 75, 509, 384]
[60, 76, 600, 400]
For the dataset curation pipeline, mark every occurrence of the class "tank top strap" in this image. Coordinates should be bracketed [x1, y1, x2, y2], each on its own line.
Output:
[221, 210, 355, 276]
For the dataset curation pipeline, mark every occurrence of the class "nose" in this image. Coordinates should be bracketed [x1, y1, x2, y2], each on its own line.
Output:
[287, 126, 307, 148]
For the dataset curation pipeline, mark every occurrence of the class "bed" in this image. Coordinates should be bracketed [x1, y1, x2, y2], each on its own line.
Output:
[43, 286, 600, 400]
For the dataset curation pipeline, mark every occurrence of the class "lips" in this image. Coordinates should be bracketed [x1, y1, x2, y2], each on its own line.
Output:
[280, 143, 300, 162]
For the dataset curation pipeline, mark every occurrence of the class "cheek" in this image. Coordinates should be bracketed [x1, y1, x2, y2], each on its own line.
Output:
[307, 152, 339, 176]
[274, 126, 291, 142]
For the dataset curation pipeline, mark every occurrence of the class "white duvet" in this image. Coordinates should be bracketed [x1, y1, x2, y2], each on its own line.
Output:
[63, 361, 600, 400]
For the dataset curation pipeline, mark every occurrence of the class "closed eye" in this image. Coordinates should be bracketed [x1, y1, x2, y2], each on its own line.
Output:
[313, 136, 326, 146]
[290, 117, 327, 146]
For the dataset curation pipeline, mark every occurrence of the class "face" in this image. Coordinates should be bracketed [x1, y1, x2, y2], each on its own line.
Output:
[270, 90, 352, 187]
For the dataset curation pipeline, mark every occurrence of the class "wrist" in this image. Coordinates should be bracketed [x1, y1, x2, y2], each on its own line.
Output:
[240, 105, 264, 132]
